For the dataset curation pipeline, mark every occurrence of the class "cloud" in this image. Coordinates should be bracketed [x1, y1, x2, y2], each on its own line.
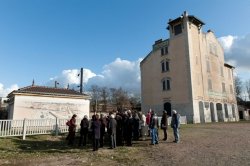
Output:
[48, 58, 142, 94]
[48, 68, 96, 89]
[87, 58, 142, 93]
[219, 34, 250, 70]
[0, 83, 19, 97]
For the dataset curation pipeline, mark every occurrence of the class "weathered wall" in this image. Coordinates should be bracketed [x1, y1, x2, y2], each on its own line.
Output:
[10, 95, 89, 120]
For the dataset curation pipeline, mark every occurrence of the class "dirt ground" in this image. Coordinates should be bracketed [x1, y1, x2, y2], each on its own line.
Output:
[0, 121, 249, 166]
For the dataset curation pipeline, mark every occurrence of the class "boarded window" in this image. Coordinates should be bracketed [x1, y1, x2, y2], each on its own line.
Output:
[220, 66, 224, 77]
[230, 85, 233, 94]
[222, 83, 226, 92]
[208, 79, 212, 90]
[206, 61, 210, 72]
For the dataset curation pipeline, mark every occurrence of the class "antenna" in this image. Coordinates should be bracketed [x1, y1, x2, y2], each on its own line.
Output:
[80, 68, 83, 93]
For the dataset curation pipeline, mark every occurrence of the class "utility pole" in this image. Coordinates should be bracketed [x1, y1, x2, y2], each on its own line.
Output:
[55, 81, 59, 88]
[80, 68, 83, 93]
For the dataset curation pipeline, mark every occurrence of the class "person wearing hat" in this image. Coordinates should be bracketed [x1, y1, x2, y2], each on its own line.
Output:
[171, 110, 180, 143]
[160, 110, 168, 141]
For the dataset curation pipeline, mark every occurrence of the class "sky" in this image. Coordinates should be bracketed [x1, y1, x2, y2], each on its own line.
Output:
[0, 0, 250, 98]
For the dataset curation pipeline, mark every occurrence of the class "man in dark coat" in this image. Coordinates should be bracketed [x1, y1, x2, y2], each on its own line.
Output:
[171, 110, 180, 143]
[79, 115, 89, 146]
[161, 110, 168, 141]
[91, 114, 101, 151]
[99, 114, 107, 148]
[108, 114, 117, 149]
[126, 112, 134, 146]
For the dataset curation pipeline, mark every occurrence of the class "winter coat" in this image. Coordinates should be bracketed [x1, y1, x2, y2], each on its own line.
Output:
[92, 120, 101, 139]
[108, 118, 117, 135]
[171, 113, 180, 129]
[161, 114, 168, 129]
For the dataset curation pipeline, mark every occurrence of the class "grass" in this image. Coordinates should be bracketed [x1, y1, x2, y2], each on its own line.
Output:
[0, 121, 250, 165]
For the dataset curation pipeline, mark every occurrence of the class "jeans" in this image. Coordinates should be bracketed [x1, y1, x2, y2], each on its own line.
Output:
[173, 127, 179, 142]
[151, 128, 158, 144]
[110, 133, 116, 148]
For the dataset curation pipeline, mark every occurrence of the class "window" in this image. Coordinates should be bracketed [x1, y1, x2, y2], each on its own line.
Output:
[165, 61, 169, 71]
[222, 83, 226, 93]
[161, 60, 170, 72]
[208, 79, 212, 91]
[162, 78, 171, 91]
[230, 85, 233, 94]
[206, 61, 210, 72]
[167, 79, 170, 90]
[174, 24, 182, 35]
[161, 48, 164, 56]
[162, 80, 166, 91]
[165, 47, 168, 54]
[220, 66, 224, 77]
[161, 62, 165, 72]
[209, 43, 218, 56]
[228, 69, 231, 79]
[161, 47, 168, 56]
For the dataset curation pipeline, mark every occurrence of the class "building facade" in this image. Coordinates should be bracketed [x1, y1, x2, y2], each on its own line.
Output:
[140, 11, 239, 123]
[7, 85, 90, 120]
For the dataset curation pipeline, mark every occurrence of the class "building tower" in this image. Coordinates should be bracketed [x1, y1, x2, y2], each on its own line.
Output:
[140, 11, 239, 123]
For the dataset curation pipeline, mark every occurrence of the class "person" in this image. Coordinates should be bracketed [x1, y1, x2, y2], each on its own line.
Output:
[126, 111, 134, 146]
[91, 114, 101, 151]
[99, 114, 107, 148]
[161, 110, 168, 141]
[108, 114, 117, 149]
[133, 113, 140, 141]
[149, 111, 159, 145]
[146, 109, 152, 136]
[140, 113, 147, 140]
[171, 110, 180, 143]
[67, 114, 77, 146]
[115, 113, 123, 146]
[79, 115, 89, 147]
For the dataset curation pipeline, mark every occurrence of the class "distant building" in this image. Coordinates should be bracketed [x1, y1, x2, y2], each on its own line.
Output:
[0, 97, 8, 119]
[140, 11, 239, 123]
[7, 85, 90, 120]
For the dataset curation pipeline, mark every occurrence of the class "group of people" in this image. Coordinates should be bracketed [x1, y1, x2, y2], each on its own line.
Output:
[66, 109, 181, 151]
[146, 109, 180, 145]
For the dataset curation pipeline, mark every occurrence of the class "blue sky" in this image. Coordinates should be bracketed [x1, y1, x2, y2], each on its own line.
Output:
[1, 0, 250, 97]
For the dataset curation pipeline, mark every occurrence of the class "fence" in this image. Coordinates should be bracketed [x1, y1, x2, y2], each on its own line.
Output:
[0, 118, 81, 140]
[0, 116, 187, 140]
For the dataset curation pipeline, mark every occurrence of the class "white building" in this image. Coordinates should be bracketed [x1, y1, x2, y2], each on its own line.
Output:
[7, 85, 90, 120]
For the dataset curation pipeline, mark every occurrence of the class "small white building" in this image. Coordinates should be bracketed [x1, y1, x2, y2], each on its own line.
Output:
[7, 85, 90, 120]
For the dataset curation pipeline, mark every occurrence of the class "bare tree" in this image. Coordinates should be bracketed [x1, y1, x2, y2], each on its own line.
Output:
[110, 87, 130, 112]
[235, 76, 243, 100]
[100, 86, 109, 112]
[129, 95, 141, 110]
[89, 85, 101, 112]
[245, 79, 250, 101]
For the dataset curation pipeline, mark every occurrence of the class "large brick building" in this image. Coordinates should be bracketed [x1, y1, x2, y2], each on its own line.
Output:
[140, 11, 239, 123]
